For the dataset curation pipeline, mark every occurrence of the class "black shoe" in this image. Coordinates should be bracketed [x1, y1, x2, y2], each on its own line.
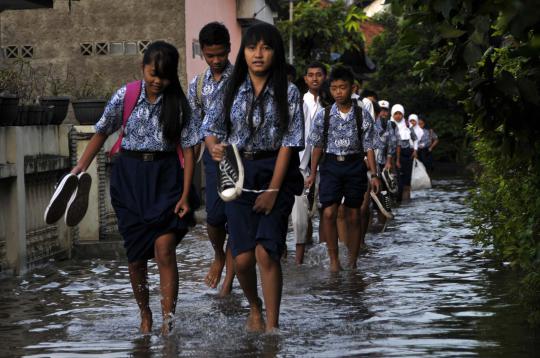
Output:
[65, 172, 92, 227]
[370, 190, 394, 220]
[44, 173, 78, 224]
[382, 168, 398, 195]
[217, 144, 244, 202]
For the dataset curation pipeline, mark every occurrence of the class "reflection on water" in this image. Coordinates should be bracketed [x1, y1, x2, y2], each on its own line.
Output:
[0, 179, 538, 357]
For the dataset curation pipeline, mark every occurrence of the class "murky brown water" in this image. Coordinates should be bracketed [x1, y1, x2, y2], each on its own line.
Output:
[0, 178, 538, 357]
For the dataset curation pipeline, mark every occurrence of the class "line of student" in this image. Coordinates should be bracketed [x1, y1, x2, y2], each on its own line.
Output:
[72, 20, 438, 335]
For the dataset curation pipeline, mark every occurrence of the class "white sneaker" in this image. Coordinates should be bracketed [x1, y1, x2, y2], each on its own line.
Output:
[370, 190, 394, 220]
[217, 144, 244, 202]
[382, 168, 398, 195]
[44, 173, 78, 224]
[64, 172, 92, 227]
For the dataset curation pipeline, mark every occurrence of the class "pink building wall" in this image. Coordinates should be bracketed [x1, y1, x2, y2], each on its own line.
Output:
[185, 0, 242, 83]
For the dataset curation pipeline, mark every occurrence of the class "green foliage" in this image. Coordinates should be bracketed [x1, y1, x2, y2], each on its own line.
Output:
[276, 0, 367, 77]
[383, 0, 540, 324]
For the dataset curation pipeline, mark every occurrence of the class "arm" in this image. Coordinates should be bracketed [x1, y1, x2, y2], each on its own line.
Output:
[306, 146, 323, 188]
[429, 130, 439, 151]
[71, 133, 108, 174]
[175, 146, 194, 217]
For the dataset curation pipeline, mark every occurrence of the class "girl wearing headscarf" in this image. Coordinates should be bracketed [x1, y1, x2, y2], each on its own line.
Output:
[392, 105, 417, 201]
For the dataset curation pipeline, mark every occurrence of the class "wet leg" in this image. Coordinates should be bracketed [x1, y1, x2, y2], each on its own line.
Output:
[321, 204, 341, 272]
[234, 251, 265, 332]
[218, 244, 235, 298]
[255, 245, 282, 332]
[205, 223, 227, 288]
[154, 233, 180, 335]
[402, 186, 411, 201]
[346, 207, 362, 269]
[359, 190, 371, 248]
[128, 260, 152, 333]
[295, 244, 306, 265]
[336, 204, 347, 245]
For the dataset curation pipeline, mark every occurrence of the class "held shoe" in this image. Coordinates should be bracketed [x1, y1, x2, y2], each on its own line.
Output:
[382, 168, 398, 195]
[370, 190, 394, 220]
[44, 173, 78, 224]
[217, 144, 244, 202]
[65, 172, 92, 227]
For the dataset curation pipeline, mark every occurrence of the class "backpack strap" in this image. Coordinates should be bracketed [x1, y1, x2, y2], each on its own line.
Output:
[109, 80, 142, 158]
[320, 105, 332, 162]
[353, 103, 364, 151]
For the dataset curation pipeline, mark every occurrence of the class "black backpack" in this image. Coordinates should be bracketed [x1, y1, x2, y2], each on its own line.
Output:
[321, 103, 364, 161]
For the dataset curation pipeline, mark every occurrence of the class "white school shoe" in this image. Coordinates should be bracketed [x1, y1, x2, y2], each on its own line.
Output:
[217, 144, 244, 202]
[44, 173, 79, 225]
[64, 172, 92, 227]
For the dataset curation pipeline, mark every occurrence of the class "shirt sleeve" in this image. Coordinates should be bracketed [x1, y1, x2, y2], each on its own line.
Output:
[281, 84, 304, 148]
[180, 100, 201, 148]
[361, 107, 375, 152]
[307, 107, 325, 148]
[386, 121, 397, 156]
[431, 130, 438, 140]
[95, 86, 126, 135]
[410, 128, 418, 150]
[200, 85, 227, 141]
[187, 76, 203, 142]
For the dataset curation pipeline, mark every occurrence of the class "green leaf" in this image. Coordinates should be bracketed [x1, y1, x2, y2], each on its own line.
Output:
[433, 0, 456, 19]
[438, 23, 467, 38]
[463, 42, 483, 65]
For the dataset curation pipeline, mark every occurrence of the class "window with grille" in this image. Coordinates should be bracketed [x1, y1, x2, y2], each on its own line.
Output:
[138, 40, 150, 54]
[95, 42, 109, 55]
[5, 45, 19, 59]
[21, 45, 34, 58]
[110, 42, 124, 55]
[80, 43, 93, 56]
[125, 41, 137, 55]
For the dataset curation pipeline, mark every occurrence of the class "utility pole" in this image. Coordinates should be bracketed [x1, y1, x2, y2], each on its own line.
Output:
[289, 0, 294, 64]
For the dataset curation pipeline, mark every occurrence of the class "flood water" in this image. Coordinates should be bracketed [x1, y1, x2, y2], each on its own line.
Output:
[0, 178, 538, 357]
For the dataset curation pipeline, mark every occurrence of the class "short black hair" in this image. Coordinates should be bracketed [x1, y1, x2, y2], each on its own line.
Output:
[372, 99, 381, 116]
[361, 88, 378, 100]
[286, 63, 296, 79]
[328, 66, 354, 85]
[306, 61, 327, 76]
[199, 22, 230, 49]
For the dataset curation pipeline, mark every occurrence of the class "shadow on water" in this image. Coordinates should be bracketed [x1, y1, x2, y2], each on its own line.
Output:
[0, 178, 538, 357]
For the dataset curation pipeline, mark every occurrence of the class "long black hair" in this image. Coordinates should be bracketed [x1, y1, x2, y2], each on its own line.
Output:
[224, 22, 289, 136]
[142, 41, 190, 144]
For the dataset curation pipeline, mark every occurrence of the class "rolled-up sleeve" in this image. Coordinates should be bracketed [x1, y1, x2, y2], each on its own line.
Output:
[95, 86, 126, 135]
[307, 108, 325, 148]
[361, 107, 375, 152]
[281, 84, 304, 148]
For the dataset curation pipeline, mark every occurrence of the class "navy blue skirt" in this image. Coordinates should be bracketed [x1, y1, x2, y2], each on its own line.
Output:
[110, 153, 200, 263]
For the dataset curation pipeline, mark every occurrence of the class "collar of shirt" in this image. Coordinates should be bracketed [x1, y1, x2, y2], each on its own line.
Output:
[238, 74, 274, 99]
[204, 61, 234, 83]
[331, 102, 356, 120]
[303, 91, 320, 106]
[139, 80, 163, 105]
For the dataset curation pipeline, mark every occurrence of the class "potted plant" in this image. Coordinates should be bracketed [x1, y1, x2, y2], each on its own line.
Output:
[38, 66, 70, 125]
[0, 64, 21, 126]
[70, 74, 110, 125]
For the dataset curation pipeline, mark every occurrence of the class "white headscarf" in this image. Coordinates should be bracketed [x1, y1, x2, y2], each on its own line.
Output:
[409, 114, 424, 141]
[391, 104, 410, 141]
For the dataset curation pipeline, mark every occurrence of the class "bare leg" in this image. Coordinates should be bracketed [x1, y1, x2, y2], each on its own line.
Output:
[321, 204, 341, 272]
[346, 207, 362, 269]
[255, 245, 282, 332]
[205, 223, 227, 288]
[402, 186, 411, 201]
[128, 260, 152, 334]
[336, 204, 348, 245]
[218, 244, 235, 298]
[359, 190, 371, 248]
[234, 251, 265, 332]
[154, 233, 180, 335]
[295, 244, 306, 265]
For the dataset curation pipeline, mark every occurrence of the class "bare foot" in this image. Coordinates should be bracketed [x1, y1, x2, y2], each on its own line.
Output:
[330, 260, 342, 273]
[246, 299, 265, 333]
[217, 273, 234, 298]
[140, 310, 153, 334]
[160, 313, 174, 336]
[205, 255, 225, 288]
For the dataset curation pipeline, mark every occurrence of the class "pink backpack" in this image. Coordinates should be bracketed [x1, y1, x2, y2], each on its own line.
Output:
[108, 80, 184, 167]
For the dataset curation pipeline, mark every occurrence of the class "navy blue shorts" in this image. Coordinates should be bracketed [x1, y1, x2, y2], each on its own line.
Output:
[418, 148, 433, 172]
[203, 149, 227, 227]
[225, 154, 303, 262]
[318, 155, 368, 209]
[399, 147, 414, 186]
[110, 153, 200, 263]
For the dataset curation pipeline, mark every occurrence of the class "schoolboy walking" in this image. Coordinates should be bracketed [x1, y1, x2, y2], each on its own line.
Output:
[71, 41, 199, 334]
[306, 66, 380, 272]
[202, 23, 304, 332]
[291, 61, 327, 264]
[188, 22, 235, 296]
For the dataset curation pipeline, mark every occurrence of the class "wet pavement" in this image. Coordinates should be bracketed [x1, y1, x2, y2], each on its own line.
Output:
[0, 178, 538, 357]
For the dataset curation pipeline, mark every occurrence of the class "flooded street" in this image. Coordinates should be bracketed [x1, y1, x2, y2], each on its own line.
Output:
[0, 178, 538, 357]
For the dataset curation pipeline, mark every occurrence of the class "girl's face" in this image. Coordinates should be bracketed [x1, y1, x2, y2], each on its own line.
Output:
[393, 112, 403, 122]
[142, 63, 170, 98]
[244, 40, 274, 76]
[418, 119, 425, 128]
[410, 119, 417, 127]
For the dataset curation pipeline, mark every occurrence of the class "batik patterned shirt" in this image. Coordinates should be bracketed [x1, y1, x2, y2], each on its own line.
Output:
[418, 128, 438, 149]
[201, 75, 304, 151]
[188, 62, 233, 141]
[373, 118, 397, 164]
[308, 103, 375, 155]
[95, 80, 200, 150]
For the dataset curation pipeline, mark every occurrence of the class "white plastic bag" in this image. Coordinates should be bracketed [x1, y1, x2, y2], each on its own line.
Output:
[411, 158, 431, 190]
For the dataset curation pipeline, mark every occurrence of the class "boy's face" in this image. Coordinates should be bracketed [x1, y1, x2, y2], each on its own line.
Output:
[304, 67, 326, 93]
[380, 108, 389, 119]
[202, 44, 230, 75]
[418, 119, 425, 128]
[329, 79, 353, 105]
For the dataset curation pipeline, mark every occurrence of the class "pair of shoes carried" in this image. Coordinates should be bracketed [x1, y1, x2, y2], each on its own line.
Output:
[217, 144, 244, 202]
[382, 168, 398, 195]
[370, 190, 394, 220]
[43, 172, 92, 226]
